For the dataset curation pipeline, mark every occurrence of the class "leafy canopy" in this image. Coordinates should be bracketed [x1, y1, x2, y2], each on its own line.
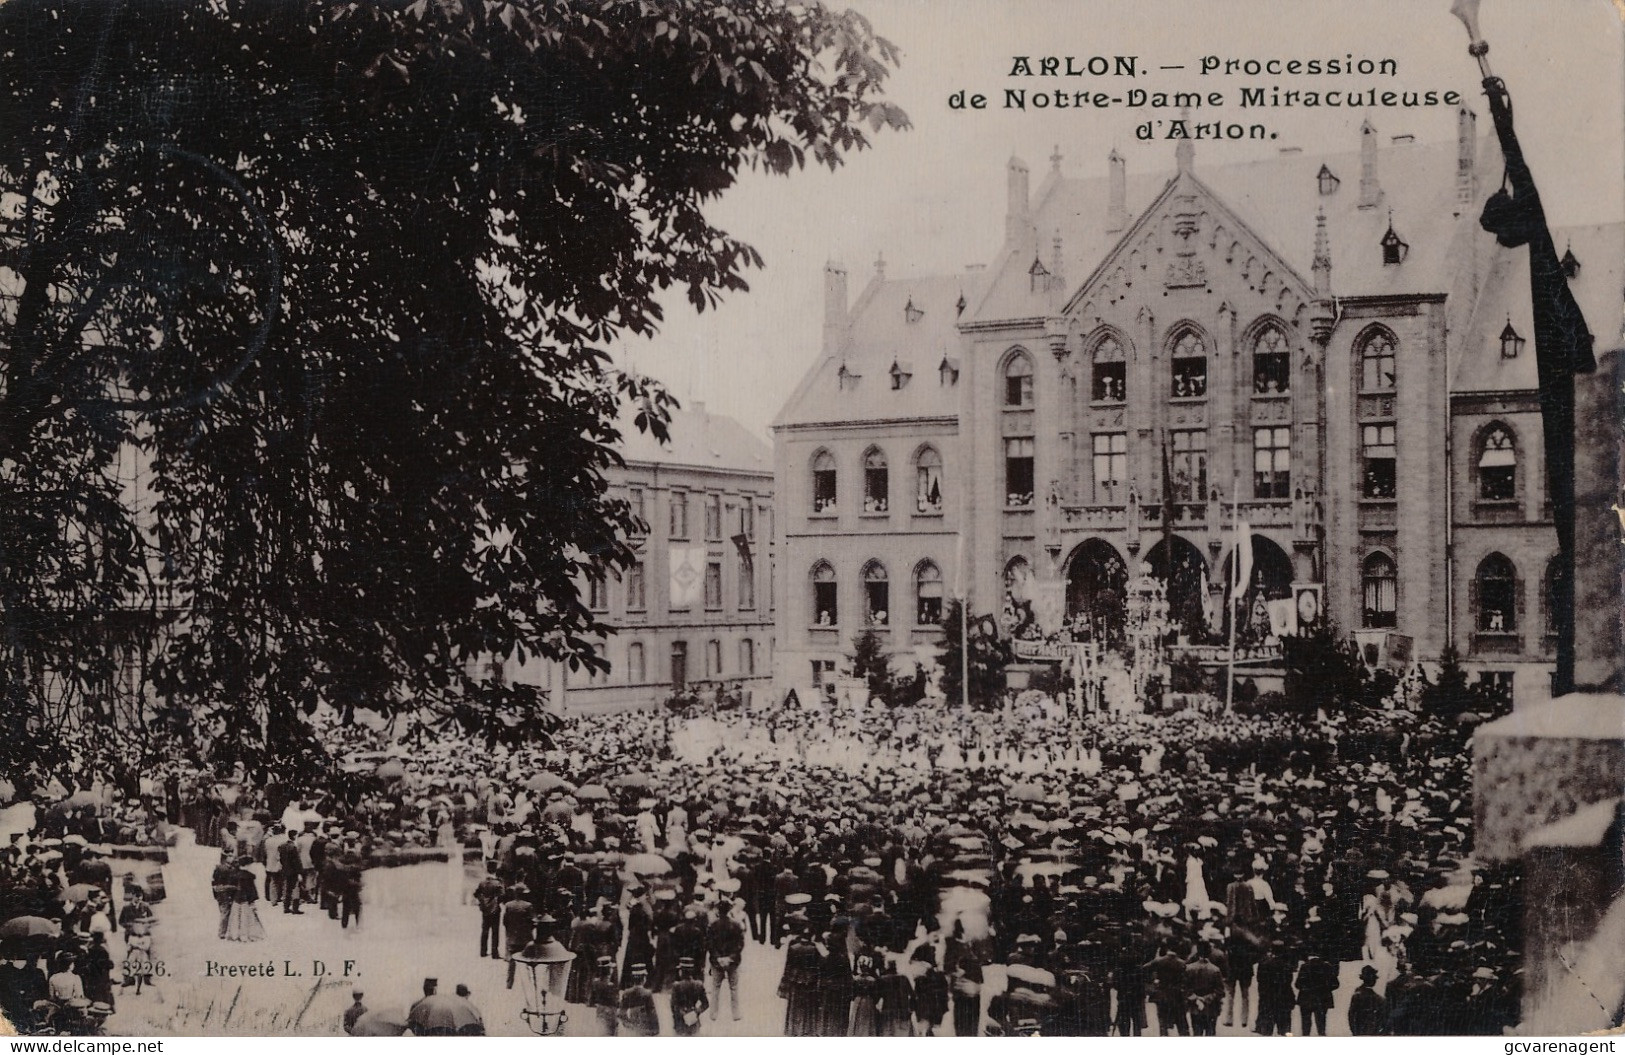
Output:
[0, 0, 906, 778]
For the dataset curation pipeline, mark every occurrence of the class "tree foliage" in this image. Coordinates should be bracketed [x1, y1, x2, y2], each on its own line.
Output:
[849, 627, 889, 703]
[0, 0, 906, 779]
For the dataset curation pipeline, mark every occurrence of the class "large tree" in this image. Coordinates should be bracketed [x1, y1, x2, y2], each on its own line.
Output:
[0, 0, 906, 780]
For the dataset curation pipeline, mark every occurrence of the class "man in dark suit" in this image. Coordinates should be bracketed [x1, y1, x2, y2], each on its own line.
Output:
[706, 900, 746, 1022]
[1146, 940, 1189, 1036]
[669, 957, 710, 1036]
[1184, 942, 1226, 1035]
[501, 886, 536, 990]
[1254, 941, 1297, 1036]
[1348, 964, 1388, 1035]
[771, 865, 799, 947]
[474, 864, 504, 958]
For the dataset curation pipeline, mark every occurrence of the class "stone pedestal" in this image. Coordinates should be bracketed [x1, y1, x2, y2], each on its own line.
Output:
[1472, 693, 1625, 862]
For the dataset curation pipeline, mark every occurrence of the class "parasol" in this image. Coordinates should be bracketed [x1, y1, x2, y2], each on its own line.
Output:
[526, 772, 574, 794]
[1009, 783, 1046, 803]
[61, 791, 100, 809]
[0, 916, 61, 941]
[59, 883, 97, 904]
[375, 761, 407, 781]
[624, 853, 673, 876]
[575, 784, 611, 802]
[351, 1007, 410, 1037]
[610, 773, 654, 790]
[407, 993, 483, 1034]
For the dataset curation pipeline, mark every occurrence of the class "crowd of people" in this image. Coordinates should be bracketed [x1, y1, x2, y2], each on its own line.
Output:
[1, 687, 1525, 1036]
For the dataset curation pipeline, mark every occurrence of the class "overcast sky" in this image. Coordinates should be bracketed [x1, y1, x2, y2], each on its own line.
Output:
[613, 0, 1625, 437]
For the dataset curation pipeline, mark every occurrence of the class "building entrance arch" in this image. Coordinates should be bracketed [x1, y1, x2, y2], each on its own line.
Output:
[1065, 538, 1129, 645]
[1143, 534, 1209, 641]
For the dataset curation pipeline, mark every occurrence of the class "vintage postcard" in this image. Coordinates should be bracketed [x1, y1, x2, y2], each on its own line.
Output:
[0, 0, 1621, 1041]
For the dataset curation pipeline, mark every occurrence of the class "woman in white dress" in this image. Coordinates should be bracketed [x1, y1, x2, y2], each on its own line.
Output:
[1183, 846, 1211, 918]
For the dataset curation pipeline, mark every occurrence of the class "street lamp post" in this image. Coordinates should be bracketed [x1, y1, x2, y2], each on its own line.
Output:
[512, 916, 576, 1036]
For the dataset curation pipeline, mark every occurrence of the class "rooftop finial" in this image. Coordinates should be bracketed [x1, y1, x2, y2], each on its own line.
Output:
[1050, 144, 1063, 172]
[1174, 108, 1194, 173]
[874, 250, 886, 280]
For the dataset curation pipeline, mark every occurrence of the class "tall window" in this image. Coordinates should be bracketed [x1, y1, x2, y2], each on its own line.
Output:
[740, 500, 756, 539]
[1004, 353, 1034, 406]
[1170, 331, 1207, 398]
[704, 561, 722, 609]
[1479, 425, 1516, 501]
[669, 491, 689, 537]
[812, 562, 837, 625]
[739, 638, 756, 676]
[1005, 437, 1035, 507]
[704, 493, 722, 539]
[863, 449, 889, 513]
[1092, 336, 1126, 402]
[1362, 424, 1397, 498]
[1360, 331, 1397, 390]
[706, 639, 722, 677]
[811, 451, 837, 513]
[1253, 427, 1291, 499]
[1362, 553, 1397, 628]
[629, 487, 646, 532]
[1542, 557, 1562, 637]
[1093, 433, 1127, 502]
[1253, 327, 1291, 394]
[1170, 430, 1208, 503]
[626, 561, 646, 610]
[628, 642, 646, 683]
[769, 556, 776, 611]
[916, 447, 943, 514]
[915, 562, 943, 625]
[670, 641, 688, 689]
[738, 555, 755, 609]
[588, 575, 607, 611]
[863, 562, 890, 626]
[1476, 553, 1517, 632]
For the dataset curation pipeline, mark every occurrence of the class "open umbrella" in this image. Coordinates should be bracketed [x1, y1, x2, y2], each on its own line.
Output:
[408, 993, 483, 1035]
[376, 761, 407, 781]
[58, 883, 96, 904]
[0, 916, 61, 941]
[576, 784, 611, 802]
[624, 853, 672, 876]
[525, 772, 573, 794]
[0, 777, 14, 803]
[610, 773, 654, 790]
[351, 1007, 410, 1037]
[1009, 783, 1045, 803]
[61, 791, 100, 809]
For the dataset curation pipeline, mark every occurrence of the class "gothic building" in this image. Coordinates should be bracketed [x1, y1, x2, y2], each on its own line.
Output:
[772, 111, 1621, 705]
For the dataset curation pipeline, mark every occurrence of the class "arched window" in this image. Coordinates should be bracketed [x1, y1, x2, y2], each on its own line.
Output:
[1170, 331, 1207, 398]
[1475, 553, 1518, 633]
[1004, 556, 1032, 602]
[862, 448, 889, 513]
[863, 561, 890, 626]
[1360, 330, 1397, 390]
[1361, 553, 1397, 628]
[1004, 352, 1034, 407]
[739, 638, 756, 676]
[915, 447, 944, 514]
[1541, 556, 1562, 638]
[1478, 425, 1516, 501]
[705, 639, 722, 677]
[915, 561, 943, 625]
[811, 450, 837, 513]
[1253, 327, 1291, 394]
[1004, 437, 1035, 507]
[1092, 336, 1126, 402]
[628, 642, 646, 683]
[811, 561, 837, 626]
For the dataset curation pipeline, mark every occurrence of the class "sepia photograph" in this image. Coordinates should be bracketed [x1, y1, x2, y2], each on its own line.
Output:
[0, 0, 1621, 1041]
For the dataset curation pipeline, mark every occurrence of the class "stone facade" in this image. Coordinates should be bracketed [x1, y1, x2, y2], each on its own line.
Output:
[772, 121, 1622, 705]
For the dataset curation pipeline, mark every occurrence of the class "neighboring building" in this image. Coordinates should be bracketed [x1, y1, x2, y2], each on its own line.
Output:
[505, 403, 776, 713]
[773, 114, 1621, 705]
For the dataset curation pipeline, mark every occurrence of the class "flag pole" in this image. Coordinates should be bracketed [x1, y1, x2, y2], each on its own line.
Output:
[1226, 478, 1239, 713]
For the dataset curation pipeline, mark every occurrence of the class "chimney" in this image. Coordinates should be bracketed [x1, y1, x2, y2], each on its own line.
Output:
[822, 260, 847, 356]
[1006, 155, 1031, 246]
[1358, 118, 1382, 209]
[1107, 149, 1128, 233]
[1457, 106, 1478, 205]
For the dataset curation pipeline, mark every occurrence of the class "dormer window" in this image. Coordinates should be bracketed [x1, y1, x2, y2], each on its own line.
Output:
[838, 362, 862, 390]
[889, 359, 913, 390]
[1560, 246, 1581, 279]
[1499, 319, 1525, 359]
[956, 293, 967, 317]
[1028, 257, 1049, 293]
[1380, 220, 1408, 265]
[938, 356, 960, 386]
[904, 297, 924, 324]
[1317, 164, 1340, 195]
